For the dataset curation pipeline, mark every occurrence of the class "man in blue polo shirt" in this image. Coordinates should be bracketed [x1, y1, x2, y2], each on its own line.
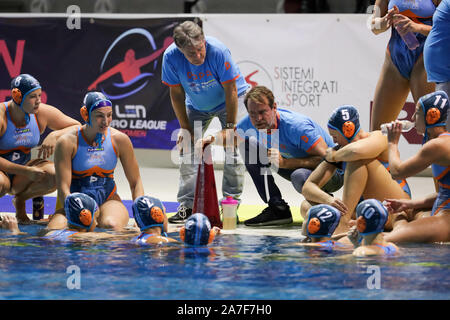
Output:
[162, 20, 249, 223]
[202, 86, 344, 226]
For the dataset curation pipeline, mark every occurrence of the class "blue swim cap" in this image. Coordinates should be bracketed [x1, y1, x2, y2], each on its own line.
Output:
[356, 199, 388, 236]
[132, 196, 166, 232]
[306, 204, 341, 238]
[82, 91, 112, 124]
[64, 192, 98, 231]
[11, 74, 41, 124]
[327, 105, 361, 142]
[181, 213, 213, 246]
[419, 91, 449, 131]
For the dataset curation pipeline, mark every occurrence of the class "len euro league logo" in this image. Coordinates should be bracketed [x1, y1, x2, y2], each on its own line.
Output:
[86, 28, 173, 133]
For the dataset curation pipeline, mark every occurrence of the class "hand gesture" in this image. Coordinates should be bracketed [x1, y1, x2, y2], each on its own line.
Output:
[38, 132, 57, 159]
[386, 120, 402, 145]
[328, 198, 348, 216]
[383, 198, 413, 213]
[393, 14, 420, 35]
[0, 214, 21, 235]
[268, 148, 284, 168]
[28, 166, 46, 182]
[325, 147, 336, 163]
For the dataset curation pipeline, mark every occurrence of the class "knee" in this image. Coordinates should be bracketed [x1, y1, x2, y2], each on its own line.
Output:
[98, 215, 128, 230]
[300, 200, 312, 219]
[290, 169, 311, 194]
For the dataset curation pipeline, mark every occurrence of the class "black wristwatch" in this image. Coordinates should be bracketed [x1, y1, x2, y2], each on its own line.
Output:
[225, 123, 236, 129]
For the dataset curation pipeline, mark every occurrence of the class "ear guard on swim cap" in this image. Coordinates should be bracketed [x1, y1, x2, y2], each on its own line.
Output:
[306, 204, 341, 238]
[328, 105, 360, 142]
[180, 213, 215, 246]
[10, 74, 41, 124]
[132, 196, 166, 232]
[419, 91, 449, 127]
[64, 192, 98, 231]
[356, 199, 388, 236]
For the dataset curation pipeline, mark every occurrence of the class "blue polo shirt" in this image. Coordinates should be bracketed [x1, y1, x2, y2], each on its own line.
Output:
[236, 108, 334, 159]
[162, 36, 249, 112]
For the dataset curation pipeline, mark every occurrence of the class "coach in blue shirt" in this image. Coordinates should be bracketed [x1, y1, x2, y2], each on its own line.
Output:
[162, 20, 249, 223]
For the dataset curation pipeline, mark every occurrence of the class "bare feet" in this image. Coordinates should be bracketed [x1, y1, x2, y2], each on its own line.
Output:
[12, 196, 32, 225]
[347, 225, 362, 248]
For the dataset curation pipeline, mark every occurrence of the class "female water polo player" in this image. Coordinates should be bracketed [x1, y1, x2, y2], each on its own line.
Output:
[369, 0, 439, 131]
[299, 204, 352, 250]
[301, 105, 411, 235]
[131, 196, 177, 245]
[352, 199, 400, 256]
[47, 91, 144, 231]
[384, 91, 450, 243]
[0, 74, 80, 224]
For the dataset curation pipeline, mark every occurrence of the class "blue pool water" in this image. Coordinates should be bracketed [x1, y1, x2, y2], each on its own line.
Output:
[0, 224, 449, 300]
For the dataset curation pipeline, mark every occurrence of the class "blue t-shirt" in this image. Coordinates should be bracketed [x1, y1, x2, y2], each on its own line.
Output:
[424, 0, 450, 83]
[236, 108, 334, 159]
[161, 36, 249, 112]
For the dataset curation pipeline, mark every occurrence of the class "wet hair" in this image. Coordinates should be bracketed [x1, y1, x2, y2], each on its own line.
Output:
[244, 86, 275, 109]
[173, 20, 205, 50]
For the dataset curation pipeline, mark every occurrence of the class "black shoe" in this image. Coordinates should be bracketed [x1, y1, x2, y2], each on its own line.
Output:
[168, 205, 192, 224]
[244, 199, 292, 227]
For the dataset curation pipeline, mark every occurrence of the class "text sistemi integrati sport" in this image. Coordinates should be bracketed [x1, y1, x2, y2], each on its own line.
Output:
[274, 66, 338, 107]
[176, 304, 272, 318]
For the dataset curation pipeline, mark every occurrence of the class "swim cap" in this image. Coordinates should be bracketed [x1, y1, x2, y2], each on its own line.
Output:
[64, 192, 98, 231]
[180, 213, 214, 246]
[356, 199, 388, 236]
[328, 105, 361, 142]
[419, 91, 449, 129]
[80, 91, 112, 146]
[306, 204, 341, 238]
[81, 91, 112, 125]
[11, 74, 41, 123]
[132, 196, 166, 232]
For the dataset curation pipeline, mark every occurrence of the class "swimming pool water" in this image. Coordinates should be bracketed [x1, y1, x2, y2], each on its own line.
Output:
[0, 225, 449, 300]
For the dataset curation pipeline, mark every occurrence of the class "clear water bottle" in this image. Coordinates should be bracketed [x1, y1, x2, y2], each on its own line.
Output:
[395, 25, 419, 50]
[221, 196, 238, 230]
[32, 196, 44, 220]
[381, 120, 415, 135]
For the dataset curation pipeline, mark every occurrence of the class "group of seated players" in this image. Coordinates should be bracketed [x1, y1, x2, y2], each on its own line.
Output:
[0, 73, 448, 257]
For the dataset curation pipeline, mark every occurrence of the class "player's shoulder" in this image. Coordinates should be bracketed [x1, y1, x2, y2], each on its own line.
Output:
[110, 127, 132, 144]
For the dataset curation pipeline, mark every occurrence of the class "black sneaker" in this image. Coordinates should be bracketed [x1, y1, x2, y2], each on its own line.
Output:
[244, 199, 293, 227]
[168, 205, 192, 224]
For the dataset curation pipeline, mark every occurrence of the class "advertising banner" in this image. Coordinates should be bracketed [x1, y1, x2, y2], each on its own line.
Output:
[0, 16, 191, 149]
[203, 14, 423, 160]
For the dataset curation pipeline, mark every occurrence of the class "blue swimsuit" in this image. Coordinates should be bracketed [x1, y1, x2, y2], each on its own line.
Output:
[430, 133, 450, 216]
[0, 102, 40, 167]
[374, 243, 398, 255]
[71, 127, 118, 206]
[387, 0, 436, 79]
[43, 229, 79, 241]
[131, 232, 169, 245]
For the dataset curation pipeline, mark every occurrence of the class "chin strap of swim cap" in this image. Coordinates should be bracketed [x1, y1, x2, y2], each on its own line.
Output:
[82, 92, 112, 148]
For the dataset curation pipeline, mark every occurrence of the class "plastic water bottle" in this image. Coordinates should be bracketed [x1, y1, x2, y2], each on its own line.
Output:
[221, 196, 238, 230]
[395, 25, 419, 50]
[380, 120, 415, 135]
[32, 196, 44, 220]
